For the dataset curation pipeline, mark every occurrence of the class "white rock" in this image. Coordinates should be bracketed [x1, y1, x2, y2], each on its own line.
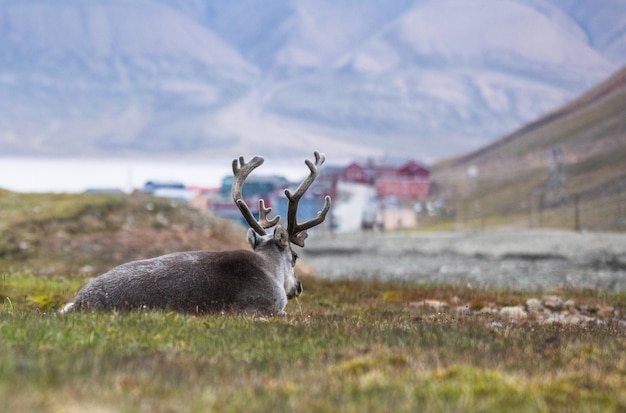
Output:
[455, 305, 471, 315]
[543, 295, 563, 311]
[526, 298, 543, 312]
[410, 300, 449, 310]
[499, 306, 528, 320]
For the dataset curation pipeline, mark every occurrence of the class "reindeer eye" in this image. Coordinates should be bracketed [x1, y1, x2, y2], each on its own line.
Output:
[292, 252, 298, 265]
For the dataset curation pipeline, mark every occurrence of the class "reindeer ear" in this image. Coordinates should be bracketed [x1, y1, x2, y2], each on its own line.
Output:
[247, 228, 260, 249]
[273, 226, 290, 250]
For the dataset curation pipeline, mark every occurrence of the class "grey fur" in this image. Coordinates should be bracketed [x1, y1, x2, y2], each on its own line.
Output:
[61, 226, 301, 316]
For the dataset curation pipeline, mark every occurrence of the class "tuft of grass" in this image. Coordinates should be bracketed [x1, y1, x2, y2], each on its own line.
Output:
[1, 274, 625, 412]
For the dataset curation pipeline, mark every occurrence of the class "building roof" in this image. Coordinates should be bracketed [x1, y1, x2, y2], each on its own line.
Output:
[371, 157, 430, 171]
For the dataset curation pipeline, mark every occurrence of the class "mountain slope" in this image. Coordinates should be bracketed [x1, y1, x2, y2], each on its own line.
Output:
[430, 65, 626, 229]
[0, 0, 257, 156]
[260, 0, 615, 157]
[0, 0, 624, 160]
[546, 0, 626, 65]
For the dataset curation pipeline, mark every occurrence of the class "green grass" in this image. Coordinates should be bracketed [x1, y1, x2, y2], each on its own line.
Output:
[1, 190, 625, 411]
[1, 274, 625, 412]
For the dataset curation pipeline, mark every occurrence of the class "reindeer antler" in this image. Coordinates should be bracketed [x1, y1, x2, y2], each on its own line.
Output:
[232, 156, 280, 235]
[285, 151, 332, 247]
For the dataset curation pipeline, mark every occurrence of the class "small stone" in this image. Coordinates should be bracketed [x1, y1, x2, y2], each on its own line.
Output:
[543, 295, 563, 311]
[455, 305, 471, 315]
[597, 305, 615, 318]
[567, 315, 582, 325]
[579, 304, 597, 314]
[527, 310, 546, 322]
[541, 313, 568, 325]
[499, 306, 528, 320]
[581, 315, 596, 324]
[410, 300, 449, 310]
[488, 321, 505, 330]
[564, 299, 576, 310]
[526, 298, 543, 312]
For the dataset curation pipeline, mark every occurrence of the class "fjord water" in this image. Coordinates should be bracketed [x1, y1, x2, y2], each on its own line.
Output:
[0, 157, 307, 193]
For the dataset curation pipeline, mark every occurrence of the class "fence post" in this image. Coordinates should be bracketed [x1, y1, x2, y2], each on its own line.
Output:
[463, 198, 468, 230]
[574, 193, 580, 232]
[538, 193, 544, 227]
[528, 192, 533, 228]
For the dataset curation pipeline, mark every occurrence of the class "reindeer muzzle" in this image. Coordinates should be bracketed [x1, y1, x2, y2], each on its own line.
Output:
[288, 280, 303, 299]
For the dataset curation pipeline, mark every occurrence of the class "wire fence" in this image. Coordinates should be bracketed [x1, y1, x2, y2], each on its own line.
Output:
[529, 192, 626, 232]
[429, 182, 626, 233]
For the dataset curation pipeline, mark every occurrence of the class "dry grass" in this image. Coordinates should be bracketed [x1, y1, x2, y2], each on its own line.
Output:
[429, 67, 626, 232]
[1, 274, 625, 413]
[0, 190, 247, 275]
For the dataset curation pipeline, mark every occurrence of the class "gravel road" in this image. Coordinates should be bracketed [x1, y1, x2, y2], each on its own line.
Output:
[300, 229, 626, 292]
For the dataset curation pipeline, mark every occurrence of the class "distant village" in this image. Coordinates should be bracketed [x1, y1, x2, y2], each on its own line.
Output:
[141, 158, 431, 233]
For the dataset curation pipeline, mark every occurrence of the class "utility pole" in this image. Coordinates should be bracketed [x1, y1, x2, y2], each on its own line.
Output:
[543, 146, 568, 209]
[574, 194, 580, 231]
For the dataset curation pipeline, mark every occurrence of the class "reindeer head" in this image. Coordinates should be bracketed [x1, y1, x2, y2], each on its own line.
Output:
[232, 151, 331, 300]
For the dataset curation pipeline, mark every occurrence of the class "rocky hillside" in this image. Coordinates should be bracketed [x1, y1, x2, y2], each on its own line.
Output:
[0, 190, 248, 276]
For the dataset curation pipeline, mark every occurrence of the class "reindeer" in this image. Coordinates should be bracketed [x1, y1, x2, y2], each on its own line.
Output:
[60, 151, 331, 316]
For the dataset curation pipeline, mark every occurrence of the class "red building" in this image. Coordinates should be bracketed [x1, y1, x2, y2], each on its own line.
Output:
[316, 159, 430, 201]
[375, 160, 430, 200]
[340, 159, 430, 201]
[341, 162, 372, 184]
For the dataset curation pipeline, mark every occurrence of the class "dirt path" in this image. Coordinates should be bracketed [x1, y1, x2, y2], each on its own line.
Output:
[301, 229, 626, 291]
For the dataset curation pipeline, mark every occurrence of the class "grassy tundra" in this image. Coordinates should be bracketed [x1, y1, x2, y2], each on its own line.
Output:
[1, 191, 626, 412]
